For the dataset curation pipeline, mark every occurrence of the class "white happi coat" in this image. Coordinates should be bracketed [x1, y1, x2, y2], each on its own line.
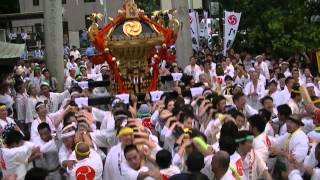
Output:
[308, 129, 320, 143]
[243, 81, 265, 110]
[184, 64, 202, 82]
[40, 90, 70, 113]
[230, 150, 268, 180]
[1, 141, 35, 180]
[15, 93, 28, 122]
[25, 96, 41, 124]
[253, 132, 271, 162]
[68, 149, 103, 180]
[30, 110, 64, 143]
[103, 143, 125, 180]
[274, 86, 291, 107]
[272, 129, 309, 163]
[0, 117, 16, 130]
[221, 169, 237, 180]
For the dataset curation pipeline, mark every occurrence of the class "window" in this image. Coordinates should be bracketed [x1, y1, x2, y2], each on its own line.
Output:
[62, 0, 67, 4]
[33, 0, 39, 6]
[85, 15, 91, 29]
[84, 0, 95, 2]
[63, 21, 69, 33]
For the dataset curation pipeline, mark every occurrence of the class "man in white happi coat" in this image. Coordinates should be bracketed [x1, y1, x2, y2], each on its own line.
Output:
[39, 82, 70, 113]
[122, 144, 160, 180]
[254, 55, 270, 80]
[285, 143, 320, 180]
[64, 67, 77, 91]
[58, 123, 77, 170]
[288, 86, 303, 114]
[25, 83, 41, 126]
[232, 130, 272, 180]
[231, 92, 257, 119]
[29, 66, 42, 90]
[0, 124, 41, 180]
[184, 56, 201, 82]
[103, 127, 135, 180]
[244, 70, 265, 110]
[248, 114, 271, 162]
[92, 64, 111, 97]
[67, 142, 103, 180]
[30, 102, 68, 143]
[34, 122, 62, 180]
[280, 61, 291, 77]
[270, 114, 309, 163]
[0, 104, 16, 131]
[274, 76, 295, 107]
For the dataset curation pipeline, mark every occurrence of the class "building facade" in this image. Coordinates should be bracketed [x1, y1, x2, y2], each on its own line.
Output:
[14, 0, 110, 32]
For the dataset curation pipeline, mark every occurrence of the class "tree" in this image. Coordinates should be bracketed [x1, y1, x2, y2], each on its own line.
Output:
[221, 0, 320, 57]
[136, 0, 160, 14]
[0, 0, 19, 14]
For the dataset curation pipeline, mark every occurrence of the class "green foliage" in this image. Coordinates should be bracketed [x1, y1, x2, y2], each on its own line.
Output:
[222, 0, 320, 56]
[0, 0, 20, 14]
[136, 0, 160, 14]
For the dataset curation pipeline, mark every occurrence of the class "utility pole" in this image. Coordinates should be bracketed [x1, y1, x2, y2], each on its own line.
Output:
[44, 0, 64, 91]
[172, 0, 193, 68]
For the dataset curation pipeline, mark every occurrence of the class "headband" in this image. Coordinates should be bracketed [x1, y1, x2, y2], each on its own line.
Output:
[61, 130, 75, 139]
[79, 65, 87, 70]
[292, 90, 301, 94]
[114, 114, 128, 121]
[62, 122, 77, 133]
[0, 105, 6, 110]
[118, 127, 133, 137]
[34, 66, 41, 70]
[235, 135, 254, 143]
[71, 91, 80, 97]
[75, 142, 90, 157]
[35, 102, 45, 111]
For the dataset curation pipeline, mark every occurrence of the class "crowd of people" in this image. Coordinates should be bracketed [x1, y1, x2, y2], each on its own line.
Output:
[0, 45, 320, 180]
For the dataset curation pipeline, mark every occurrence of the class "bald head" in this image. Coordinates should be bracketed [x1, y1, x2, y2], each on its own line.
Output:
[211, 151, 230, 173]
[75, 142, 90, 160]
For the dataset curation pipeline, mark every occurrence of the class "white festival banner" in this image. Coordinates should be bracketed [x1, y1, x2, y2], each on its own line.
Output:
[203, 11, 209, 39]
[224, 11, 241, 56]
[189, 11, 200, 50]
